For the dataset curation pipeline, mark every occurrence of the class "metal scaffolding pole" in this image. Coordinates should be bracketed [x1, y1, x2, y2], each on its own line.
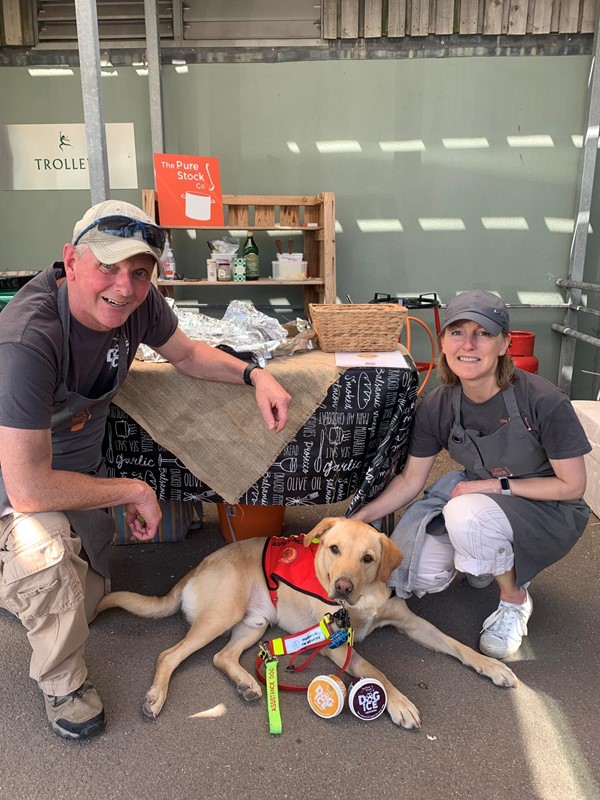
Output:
[557, 8, 600, 395]
[552, 324, 600, 349]
[145, 0, 165, 155]
[74, 0, 109, 204]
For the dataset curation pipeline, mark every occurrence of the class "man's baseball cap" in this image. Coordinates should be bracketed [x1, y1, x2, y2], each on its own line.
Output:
[441, 290, 510, 336]
[72, 199, 166, 273]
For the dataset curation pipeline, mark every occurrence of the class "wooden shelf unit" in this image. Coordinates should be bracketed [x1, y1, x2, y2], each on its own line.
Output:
[142, 190, 336, 312]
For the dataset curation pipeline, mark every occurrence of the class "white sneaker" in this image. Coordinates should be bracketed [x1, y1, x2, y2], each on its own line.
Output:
[479, 590, 533, 659]
[465, 573, 494, 589]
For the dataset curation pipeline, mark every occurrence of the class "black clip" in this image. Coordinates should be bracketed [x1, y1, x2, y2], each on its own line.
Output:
[258, 643, 272, 662]
[332, 608, 351, 630]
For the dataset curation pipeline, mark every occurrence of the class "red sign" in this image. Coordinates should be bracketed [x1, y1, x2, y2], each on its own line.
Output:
[153, 153, 224, 227]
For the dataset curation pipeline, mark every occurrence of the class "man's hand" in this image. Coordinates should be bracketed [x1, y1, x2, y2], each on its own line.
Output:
[124, 490, 163, 541]
[252, 370, 292, 433]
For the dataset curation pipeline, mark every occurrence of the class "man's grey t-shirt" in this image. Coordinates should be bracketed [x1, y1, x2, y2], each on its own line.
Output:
[0, 262, 177, 438]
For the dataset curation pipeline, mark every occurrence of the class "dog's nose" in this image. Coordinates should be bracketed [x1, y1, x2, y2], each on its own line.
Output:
[334, 577, 354, 597]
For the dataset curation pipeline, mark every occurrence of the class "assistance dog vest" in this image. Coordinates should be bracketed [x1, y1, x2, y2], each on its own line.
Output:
[262, 535, 338, 607]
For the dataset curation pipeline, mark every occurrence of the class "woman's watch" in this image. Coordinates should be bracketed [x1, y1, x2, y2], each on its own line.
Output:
[243, 363, 263, 386]
[499, 477, 511, 495]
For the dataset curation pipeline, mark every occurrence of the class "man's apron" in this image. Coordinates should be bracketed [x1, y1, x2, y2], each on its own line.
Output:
[0, 282, 128, 576]
[447, 384, 589, 585]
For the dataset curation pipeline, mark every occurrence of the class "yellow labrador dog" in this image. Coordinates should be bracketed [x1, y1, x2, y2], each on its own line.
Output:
[95, 517, 517, 728]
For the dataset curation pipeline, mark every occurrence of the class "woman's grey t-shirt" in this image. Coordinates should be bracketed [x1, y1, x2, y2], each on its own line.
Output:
[409, 370, 590, 462]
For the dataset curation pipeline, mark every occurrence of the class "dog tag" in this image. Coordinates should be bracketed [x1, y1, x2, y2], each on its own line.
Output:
[265, 659, 282, 735]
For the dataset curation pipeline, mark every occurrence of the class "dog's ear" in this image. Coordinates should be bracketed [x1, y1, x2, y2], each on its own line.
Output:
[377, 535, 403, 583]
[303, 517, 340, 547]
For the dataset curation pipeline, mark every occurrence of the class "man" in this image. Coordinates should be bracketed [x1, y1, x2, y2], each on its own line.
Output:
[0, 199, 291, 740]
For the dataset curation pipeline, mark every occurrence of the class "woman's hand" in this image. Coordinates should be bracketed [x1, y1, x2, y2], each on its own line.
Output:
[350, 454, 436, 523]
[450, 457, 587, 502]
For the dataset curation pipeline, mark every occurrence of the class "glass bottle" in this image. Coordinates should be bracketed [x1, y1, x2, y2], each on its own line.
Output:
[243, 231, 260, 280]
[160, 234, 176, 280]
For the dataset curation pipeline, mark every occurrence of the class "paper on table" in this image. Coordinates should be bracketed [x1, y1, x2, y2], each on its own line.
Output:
[335, 350, 410, 369]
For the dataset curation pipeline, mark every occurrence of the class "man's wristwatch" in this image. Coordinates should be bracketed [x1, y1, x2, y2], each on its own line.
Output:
[243, 363, 263, 386]
[499, 477, 511, 495]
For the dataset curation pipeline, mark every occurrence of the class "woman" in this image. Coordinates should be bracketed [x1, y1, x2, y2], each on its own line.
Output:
[352, 289, 590, 659]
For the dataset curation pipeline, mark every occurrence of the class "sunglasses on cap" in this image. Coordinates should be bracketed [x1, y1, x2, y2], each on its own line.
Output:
[73, 215, 166, 252]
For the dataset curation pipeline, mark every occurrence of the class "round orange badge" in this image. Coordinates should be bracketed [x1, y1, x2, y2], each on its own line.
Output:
[279, 545, 298, 565]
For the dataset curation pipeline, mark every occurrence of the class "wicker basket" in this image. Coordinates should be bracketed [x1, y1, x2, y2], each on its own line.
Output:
[309, 303, 407, 352]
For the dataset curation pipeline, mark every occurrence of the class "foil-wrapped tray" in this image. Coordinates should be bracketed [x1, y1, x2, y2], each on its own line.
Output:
[0, 271, 40, 291]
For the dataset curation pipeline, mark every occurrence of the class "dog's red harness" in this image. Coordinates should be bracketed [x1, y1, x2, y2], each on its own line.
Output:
[256, 536, 354, 733]
[257, 535, 354, 711]
[262, 535, 338, 607]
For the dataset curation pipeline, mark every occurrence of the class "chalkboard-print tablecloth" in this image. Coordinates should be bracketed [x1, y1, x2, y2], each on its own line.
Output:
[103, 361, 418, 514]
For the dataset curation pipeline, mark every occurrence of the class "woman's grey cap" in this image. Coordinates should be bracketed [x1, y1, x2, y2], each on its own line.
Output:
[441, 290, 510, 336]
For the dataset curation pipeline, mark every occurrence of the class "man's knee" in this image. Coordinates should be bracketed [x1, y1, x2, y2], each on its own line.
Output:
[83, 565, 110, 623]
[0, 512, 85, 621]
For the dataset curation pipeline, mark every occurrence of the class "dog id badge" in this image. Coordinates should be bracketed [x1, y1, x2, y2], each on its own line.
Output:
[265, 658, 282, 735]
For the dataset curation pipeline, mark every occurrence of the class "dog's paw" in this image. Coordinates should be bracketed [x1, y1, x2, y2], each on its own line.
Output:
[476, 656, 518, 688]
[236, 681, 262, 702]
[142, 687, 166, 718]
[386, 691, 421, 729]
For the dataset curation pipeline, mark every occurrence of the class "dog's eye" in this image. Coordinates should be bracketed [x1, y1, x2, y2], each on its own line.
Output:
[363, 554, 374, 564]
[329, 544, 340, 555]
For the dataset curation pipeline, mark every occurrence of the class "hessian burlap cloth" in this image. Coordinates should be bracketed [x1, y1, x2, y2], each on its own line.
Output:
[113, 350, 345, 504]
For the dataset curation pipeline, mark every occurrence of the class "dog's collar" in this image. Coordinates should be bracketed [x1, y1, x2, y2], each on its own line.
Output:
[261, 607, 353, 660]
[256, 608, 354, 733]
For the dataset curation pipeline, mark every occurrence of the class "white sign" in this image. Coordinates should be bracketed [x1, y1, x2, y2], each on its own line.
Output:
[0, 123, 138, 190]
[335, 350, 410, 369]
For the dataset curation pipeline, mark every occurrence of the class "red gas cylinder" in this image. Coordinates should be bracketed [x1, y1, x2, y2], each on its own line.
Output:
[509, 330, 538, 373]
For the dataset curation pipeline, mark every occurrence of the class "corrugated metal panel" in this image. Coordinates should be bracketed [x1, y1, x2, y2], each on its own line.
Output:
[36, 0, 172, 42]
[14, 0, 597, 48]
[182, 0, 320, 40]
[38, 21, 173, 42]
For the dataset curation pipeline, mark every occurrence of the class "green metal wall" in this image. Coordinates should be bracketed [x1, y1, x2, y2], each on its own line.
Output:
[0, 55, 598, 396]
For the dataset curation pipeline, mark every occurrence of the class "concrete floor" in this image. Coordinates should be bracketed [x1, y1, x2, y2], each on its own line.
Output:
[1, 454, 599, 800]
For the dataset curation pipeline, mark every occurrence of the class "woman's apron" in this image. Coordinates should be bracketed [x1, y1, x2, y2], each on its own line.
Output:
[0, 282, 128, 577]
[447, 383, 589, 586]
